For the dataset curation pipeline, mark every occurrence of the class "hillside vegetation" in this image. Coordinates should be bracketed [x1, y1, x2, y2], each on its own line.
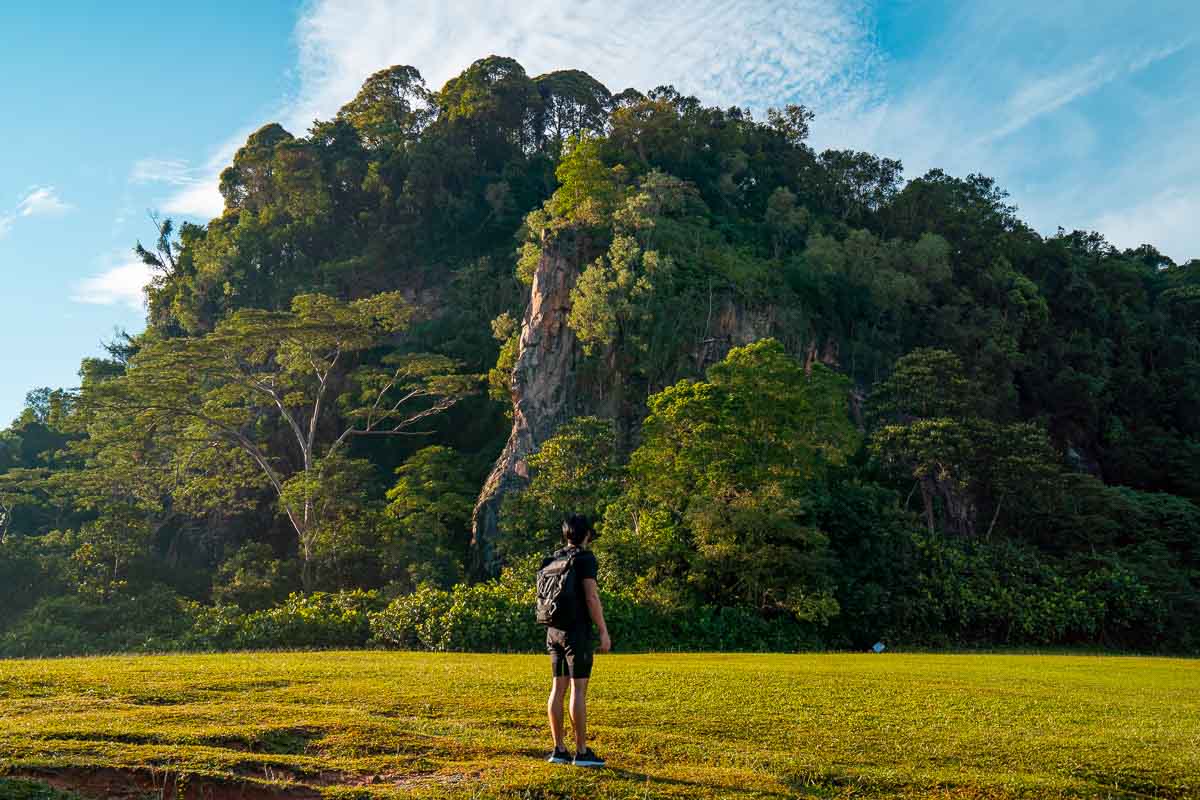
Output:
[0, 56, 1198, 656]
[0, 652, 1197, 798]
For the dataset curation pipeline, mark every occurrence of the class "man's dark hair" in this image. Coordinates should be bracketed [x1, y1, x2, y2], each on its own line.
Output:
[562, 514, 593, 546]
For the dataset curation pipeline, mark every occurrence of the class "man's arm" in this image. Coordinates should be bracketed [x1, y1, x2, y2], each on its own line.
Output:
[582, 578, 612, 653]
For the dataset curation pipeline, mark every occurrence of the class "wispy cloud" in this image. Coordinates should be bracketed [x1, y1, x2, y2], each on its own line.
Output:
[131, 155, 226, 219]
[985, 41, 1190, 144]
[290, 0, 881, 128]
[159, 0, 880, 224]
[131, 158, 202, 186]
[152, 0, 1198, 264]
[154, 126, 263, 220]
[1093, 186, 1200, 261]
[812, 3, 1198, 263]
[71, 260, 154, 311]
[161, 179, 225, 218]
[16, 185, 73, 217]
[0, 185, 73, 239]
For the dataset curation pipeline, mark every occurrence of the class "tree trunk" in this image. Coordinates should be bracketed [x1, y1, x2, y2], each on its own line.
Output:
[985, 495, 1004, 540]
[921, 484, 935, 535]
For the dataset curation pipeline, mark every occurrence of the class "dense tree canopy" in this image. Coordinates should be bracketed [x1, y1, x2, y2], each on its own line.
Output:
[2, 55, 1197, 657]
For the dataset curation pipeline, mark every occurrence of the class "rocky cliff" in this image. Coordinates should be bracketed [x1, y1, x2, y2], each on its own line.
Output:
[470, 229, 840, 574]
[470, 230, 595, 573]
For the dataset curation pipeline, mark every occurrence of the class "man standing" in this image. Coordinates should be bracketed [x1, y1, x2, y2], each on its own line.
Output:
[543, 514, 611, 767]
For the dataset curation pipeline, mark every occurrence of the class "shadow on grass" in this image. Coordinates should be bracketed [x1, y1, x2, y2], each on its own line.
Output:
[514, 750, 799, 799]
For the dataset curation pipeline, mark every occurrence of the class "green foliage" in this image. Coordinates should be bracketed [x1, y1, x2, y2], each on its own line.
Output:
[500, 417, 621, 559]
[547, 132, 616, 224]
[181, 590, 381, 651]
[1, 55, 1198, 658]
[568, 234, 673, 356]
[486, 312, 520, 407]
[533, 69, 612, 148]
[896, 533, 1173, 649]
[0, 536, 54, 629]
[765, 104, 815, 146]
[335, 64, 430, 148]
[515, 240, 542, 286]
[382, 446, 475, 592]
[605, 340, 857, 620]
[212, 542, 298, 610]
[370, 565, 540, 652]
[765, 186, 810, 257]
[0, 779, 84, 800]
[369, 562, 817, 653]
[0, 585, 191, 658]
[563, 170, 706, 379]
[869, 347, 1060, 537]
[77, 290, 474, 586]
[870, 347, 973, 420]
[433, 55, 547, 181]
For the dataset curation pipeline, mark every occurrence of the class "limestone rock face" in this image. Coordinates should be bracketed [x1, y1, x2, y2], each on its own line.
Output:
[470, 230, 843, 574]
[470, 231, 593, 574]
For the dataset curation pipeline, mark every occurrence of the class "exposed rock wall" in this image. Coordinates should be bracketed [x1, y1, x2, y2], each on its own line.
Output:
[470, 230, 842, 574]
[470, 231, 595, 574]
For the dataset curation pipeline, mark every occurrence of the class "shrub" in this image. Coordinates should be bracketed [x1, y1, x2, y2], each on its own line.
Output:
[0, 584, 191, 658]
[212, 542, 298, 610]
[875, 532, 1199, 651]
[370, 561, 820, 653]
[178, 590, 382, 651]
[370, 566, 540, 652]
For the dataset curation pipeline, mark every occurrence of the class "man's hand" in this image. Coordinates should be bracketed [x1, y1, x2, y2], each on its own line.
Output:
[598, 631, 612, 653]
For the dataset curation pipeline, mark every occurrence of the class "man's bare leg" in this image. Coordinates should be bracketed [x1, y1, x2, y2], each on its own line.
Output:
[568, 678, 589, 753]
[547, 676, 570, 750]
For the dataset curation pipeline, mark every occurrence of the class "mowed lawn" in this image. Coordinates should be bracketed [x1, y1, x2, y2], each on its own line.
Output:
[0, 652, 1196, 799]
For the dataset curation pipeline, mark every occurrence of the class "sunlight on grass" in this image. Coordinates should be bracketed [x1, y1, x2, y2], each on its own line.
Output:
[0, 652, 1196, 798]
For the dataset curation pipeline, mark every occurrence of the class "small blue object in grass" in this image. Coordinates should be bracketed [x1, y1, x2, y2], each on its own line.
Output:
[872, 642, 886, 653]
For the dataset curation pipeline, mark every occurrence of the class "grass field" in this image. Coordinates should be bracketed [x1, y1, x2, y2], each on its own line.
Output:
[0, 652, 1196, 799]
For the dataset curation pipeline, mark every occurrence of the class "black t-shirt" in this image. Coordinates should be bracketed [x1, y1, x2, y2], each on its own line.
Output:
[547, 545, 598, 638]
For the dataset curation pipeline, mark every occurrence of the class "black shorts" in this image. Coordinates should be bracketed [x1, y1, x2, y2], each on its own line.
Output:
[546, 628, 594, 679]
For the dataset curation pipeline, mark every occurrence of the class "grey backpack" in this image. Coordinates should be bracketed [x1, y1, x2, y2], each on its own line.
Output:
[535, 548, 579, 627]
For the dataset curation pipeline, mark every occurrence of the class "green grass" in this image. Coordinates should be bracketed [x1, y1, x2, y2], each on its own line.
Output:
[0, 652, 1196, 799]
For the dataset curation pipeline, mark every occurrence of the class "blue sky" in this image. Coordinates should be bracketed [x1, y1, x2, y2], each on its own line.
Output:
[2, 0, 1197, 425]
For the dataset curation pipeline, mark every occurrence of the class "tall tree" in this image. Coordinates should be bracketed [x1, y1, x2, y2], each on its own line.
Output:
[82, 292, 476, 585]
[607, 340, 858, 618]
[336, 65, 432, 149]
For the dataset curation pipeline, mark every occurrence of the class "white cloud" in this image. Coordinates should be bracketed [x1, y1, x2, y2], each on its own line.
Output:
[130, 158, 201, 186]
[1092, 187, 1199, 263]
[16, 186, 72, 217]
[985, 41, 1189, 144]
[71, 261, 155, 311]
[0, 186, 72, 239]
[155, 123, 267, 220]
[158, 0, 880, 225]
[132, 155, 227, 219]
[161, 179, 225, 219]
[154, 0, 1199, 264]
[289, 0, 880, 130]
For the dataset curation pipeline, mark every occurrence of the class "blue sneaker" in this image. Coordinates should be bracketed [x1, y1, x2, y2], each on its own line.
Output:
[547, 746, 572, 764]
[573, 748, 605, 768]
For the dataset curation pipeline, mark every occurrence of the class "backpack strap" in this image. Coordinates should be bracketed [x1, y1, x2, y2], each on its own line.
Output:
[561, 547, 578, 571]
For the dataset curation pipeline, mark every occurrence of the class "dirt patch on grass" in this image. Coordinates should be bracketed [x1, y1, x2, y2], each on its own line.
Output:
[10, 766, 472, 799]
[9, 768, 322, 800]
[340, 769, 473, 790]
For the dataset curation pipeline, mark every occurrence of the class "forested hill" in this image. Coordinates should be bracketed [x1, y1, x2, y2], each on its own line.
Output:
[1, 56, 1198, 657]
